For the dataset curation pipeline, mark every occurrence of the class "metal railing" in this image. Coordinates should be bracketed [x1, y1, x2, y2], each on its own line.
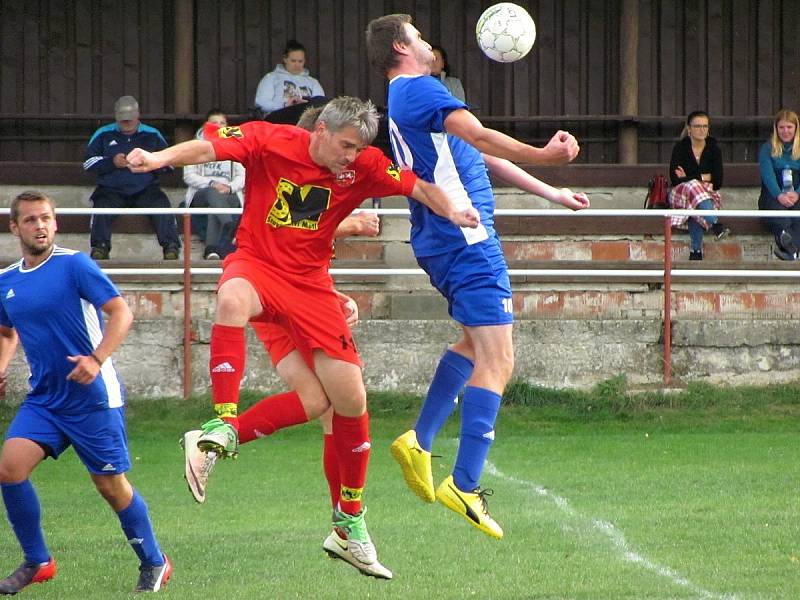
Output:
[8, 206, 799, 395]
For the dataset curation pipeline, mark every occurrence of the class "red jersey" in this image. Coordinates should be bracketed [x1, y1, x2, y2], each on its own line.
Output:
[208, 121, 416, 276]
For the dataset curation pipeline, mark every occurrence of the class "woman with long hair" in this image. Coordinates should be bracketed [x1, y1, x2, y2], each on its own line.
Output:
[758, 108, 800, 260]
[668, 110, 729, 261]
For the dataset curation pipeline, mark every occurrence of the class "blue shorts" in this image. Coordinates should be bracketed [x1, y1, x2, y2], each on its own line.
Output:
[5, 403, 131, 475]
[417, 237, 514, 327]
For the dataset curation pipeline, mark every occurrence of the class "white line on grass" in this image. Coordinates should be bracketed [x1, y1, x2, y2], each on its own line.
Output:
[484, 461, 740, 600]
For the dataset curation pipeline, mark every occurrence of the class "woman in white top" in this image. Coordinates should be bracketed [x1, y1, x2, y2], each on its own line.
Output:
[254, 40, 327, 122]
[431, 45, 466, 103]
[183, 110, 245, 259]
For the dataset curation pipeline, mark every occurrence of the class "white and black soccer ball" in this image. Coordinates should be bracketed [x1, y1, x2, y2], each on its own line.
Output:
[475, 3, 537, 63]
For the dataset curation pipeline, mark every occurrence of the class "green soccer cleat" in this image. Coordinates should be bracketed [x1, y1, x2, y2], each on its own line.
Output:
[435, 475, 504, 539]
[389, 429, 435, 503]
[196, 418, 239, 458]
[322, 528, 392, 579]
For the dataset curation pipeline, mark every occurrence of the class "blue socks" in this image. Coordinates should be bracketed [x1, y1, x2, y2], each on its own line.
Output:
[414, 350, 474, 451]
[117, 491, 164, 566]
[453, 386, 502, 492]
[2, 480, 50, 564]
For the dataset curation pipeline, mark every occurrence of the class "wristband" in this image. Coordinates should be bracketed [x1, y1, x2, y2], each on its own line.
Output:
[90, 353, 103, 367]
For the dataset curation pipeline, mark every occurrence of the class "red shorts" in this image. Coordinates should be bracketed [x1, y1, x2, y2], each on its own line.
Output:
[220, 252, 361, 369]
[251, 321, 294, 367]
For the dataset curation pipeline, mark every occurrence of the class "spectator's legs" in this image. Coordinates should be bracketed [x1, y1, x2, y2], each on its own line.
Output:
[263, 97, 330, 124]
[89, 186, 125, 253]
[787, 204, 800, 246]
[134, 186, 180, 251]
[187, 192, 210, 243]
[758, 190, 792, 239]
[189, 188, 240, 257]
[688, 199, 716, 253]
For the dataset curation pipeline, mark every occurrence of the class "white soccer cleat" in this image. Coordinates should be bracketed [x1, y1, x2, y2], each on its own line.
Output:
[322, 529, 392, 580]
[181, 429, 217, 504]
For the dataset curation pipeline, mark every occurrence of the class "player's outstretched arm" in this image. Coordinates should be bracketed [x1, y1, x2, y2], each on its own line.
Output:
[410, 180, 480, 228]
[127, 140, 217, 173]
[444, 109, 579, 166]
[484, 155, 590, 210]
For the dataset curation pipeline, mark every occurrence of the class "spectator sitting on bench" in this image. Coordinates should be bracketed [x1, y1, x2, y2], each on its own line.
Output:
[758, 108, 800, 261]
[254, 39, 329, 124]
[83, 95, 181, 260]
[668, 110, 730, 261]
[184, 109, 245, 260]
[431, 45, 465, 102]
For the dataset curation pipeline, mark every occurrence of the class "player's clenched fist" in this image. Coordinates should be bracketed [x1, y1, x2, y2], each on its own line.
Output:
[539, 130, 580, 165]
[125, 148, 159, 172]
[451, 207, 481, 228]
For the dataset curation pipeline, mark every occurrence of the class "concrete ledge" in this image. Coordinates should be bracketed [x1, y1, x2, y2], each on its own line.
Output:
[2, 317, 797, 399]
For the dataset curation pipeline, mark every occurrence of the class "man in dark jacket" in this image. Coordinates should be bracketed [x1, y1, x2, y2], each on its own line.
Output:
[83, 96, 181, 260]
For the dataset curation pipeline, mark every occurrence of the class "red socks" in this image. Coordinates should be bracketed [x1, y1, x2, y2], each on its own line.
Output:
[209, 324, 245, 429]
[322, 433, 340, 509]
[237, 392, 309, 444]
[332, 412, 370, 515]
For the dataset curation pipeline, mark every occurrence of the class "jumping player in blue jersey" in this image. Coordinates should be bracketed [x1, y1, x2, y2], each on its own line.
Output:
[367, 14, 590, 539]
[0, 191, 171, 594]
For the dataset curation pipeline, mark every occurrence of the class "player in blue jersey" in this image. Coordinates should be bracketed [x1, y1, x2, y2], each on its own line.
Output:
[0, 191, 171, 594]
[366, 14, 590, 539]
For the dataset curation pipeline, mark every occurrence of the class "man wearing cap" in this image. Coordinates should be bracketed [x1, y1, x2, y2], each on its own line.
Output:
[83, 95, 181, 260]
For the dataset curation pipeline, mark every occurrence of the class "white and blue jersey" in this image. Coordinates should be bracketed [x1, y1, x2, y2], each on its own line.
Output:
[388, 74, 494, 257]
[0, 246, 125, 414]
[388, 74, 513, 327]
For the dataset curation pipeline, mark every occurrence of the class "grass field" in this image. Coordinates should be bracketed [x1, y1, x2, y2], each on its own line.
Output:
[0, 381, 798, 599]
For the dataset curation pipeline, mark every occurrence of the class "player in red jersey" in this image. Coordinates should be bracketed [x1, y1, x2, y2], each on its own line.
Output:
[127, 96, 478, 578]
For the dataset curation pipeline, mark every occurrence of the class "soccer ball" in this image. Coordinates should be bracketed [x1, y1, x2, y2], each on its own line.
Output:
[476, 3, 537, 63]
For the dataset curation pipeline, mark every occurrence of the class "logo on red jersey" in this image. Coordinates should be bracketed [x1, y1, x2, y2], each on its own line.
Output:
[335, 170, 356, 187]
[218, 126, 243, 139]
[267, 178, 331, 230]
[386, 163, 401, 181]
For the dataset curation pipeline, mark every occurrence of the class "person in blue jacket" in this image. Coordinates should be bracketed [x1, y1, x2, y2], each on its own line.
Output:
[758, 109, 800, 260]
[83, 96, 181, 260]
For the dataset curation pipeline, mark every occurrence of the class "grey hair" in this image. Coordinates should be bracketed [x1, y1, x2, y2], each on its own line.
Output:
[317, 96, 379, 144]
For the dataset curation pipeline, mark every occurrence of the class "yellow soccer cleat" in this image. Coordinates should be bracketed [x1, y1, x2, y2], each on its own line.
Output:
[389, 430, 435, 503]
[435, 475, 503, 539]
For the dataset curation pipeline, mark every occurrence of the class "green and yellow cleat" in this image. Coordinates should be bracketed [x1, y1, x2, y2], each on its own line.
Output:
[196, 418, 239, 458]
[389, 429, 435, 503]
[435, 475, 503, 539]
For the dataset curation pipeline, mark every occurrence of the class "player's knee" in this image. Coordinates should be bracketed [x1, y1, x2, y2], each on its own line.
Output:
[298, 391, 330, 419]
[91, 474, 132, 510]
[215, 291, 253, 325]
[475, 353, 514, 386]
[330, 390, 367, 417]
[0, 463, 27, 483]
[498, 353, 514, 382]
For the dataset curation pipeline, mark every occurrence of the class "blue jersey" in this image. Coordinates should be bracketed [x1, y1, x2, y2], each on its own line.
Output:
[0, 247, 125, 413]
[387, 74, 493, 257]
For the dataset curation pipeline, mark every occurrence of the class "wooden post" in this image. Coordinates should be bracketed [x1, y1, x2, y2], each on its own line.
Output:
[174, 0, 195, 143]
[619, 0, 639, 164]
